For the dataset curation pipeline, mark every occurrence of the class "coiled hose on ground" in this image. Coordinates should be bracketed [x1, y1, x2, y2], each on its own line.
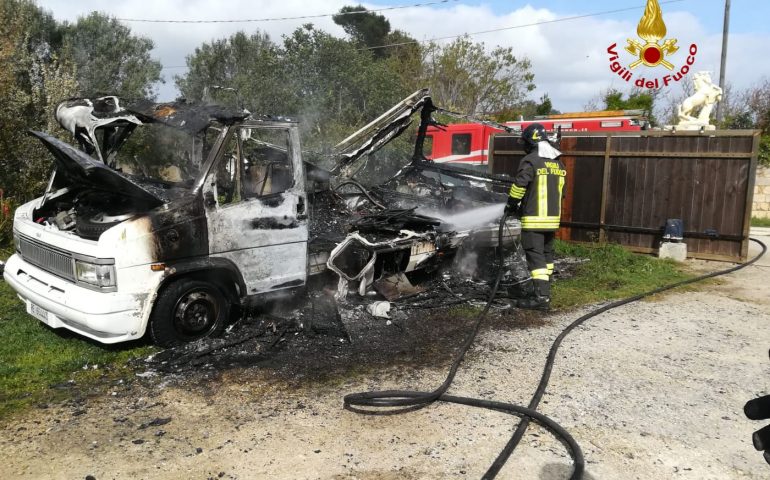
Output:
[344, 210, 767, 479]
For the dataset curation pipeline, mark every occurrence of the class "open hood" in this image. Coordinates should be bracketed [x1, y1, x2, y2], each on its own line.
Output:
[55, 96, 143, 164]
[127, 99, 249, 133]
[55, 96, 250, 165]
[29, 130, 165, 209]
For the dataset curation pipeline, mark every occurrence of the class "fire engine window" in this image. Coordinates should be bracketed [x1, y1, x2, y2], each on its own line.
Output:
[240, 127, 294, 199]
[451, 133, 471, 155]
[424, 135, 433, 157]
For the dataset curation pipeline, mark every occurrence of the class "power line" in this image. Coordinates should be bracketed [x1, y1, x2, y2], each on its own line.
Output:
[158, 0, 688, 70]
[118, 0, 458, 23]
[364, 0, 687, 50]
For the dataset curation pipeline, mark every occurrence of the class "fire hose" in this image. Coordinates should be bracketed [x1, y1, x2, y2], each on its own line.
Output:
[344, 209, 768, 479]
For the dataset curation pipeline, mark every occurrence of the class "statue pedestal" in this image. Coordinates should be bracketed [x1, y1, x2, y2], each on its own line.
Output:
[665, 122, 717, 131]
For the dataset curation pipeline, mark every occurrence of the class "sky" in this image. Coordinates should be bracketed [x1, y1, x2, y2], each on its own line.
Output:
[35, 0, 770, 114]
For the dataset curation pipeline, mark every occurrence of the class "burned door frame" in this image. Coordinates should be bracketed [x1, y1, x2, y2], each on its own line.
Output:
[201, 121, 308, 295]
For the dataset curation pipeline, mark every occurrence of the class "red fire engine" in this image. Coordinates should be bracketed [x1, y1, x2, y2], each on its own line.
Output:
[425, 110, 647, 166]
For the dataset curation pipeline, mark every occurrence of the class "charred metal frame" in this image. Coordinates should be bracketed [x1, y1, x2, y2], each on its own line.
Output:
[412, 97, 437, 162]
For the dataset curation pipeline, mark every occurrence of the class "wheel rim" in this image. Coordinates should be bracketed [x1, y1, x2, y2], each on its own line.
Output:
[172, 288, 220, 339]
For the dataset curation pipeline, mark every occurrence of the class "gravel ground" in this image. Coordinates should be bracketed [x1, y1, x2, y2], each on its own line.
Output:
[1, 236, 769, 480]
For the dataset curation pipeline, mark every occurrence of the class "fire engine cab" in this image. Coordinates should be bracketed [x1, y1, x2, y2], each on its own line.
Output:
[425, 109, 648, 167]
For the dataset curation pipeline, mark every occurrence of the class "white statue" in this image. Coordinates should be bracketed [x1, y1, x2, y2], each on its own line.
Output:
[675, 71, 722, 130]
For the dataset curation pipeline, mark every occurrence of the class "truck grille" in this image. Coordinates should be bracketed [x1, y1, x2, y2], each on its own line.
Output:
[18, 236, 76, 282]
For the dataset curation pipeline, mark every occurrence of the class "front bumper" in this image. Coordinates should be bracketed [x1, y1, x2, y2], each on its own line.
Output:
[3, 254, 149, 343]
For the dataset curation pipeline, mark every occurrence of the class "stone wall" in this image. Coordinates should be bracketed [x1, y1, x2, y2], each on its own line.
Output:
[755, 166, 770, 219]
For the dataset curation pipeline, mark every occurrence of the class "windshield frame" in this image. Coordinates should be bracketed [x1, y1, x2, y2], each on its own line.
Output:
[108, 121, 211, 191]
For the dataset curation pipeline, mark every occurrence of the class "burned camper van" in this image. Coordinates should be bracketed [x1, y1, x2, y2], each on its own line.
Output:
[4, 90, 521, 346]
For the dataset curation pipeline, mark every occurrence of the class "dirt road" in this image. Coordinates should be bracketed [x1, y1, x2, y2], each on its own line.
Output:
[1, 236, 769, 479]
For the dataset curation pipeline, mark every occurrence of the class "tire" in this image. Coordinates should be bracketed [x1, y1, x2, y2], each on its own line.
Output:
[149, 278, 229, 347]
[75, 209, 129, 240]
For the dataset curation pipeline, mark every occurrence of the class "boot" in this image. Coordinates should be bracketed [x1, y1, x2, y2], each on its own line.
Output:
[516, 279, 550, 311]
[508, 279, 533, 300]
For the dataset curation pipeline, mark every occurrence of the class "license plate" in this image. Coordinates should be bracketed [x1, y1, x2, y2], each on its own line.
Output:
[28, 302, 49, 323]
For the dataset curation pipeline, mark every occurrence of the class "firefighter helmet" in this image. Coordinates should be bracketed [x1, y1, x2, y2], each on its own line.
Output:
[519, 123, 547, 153]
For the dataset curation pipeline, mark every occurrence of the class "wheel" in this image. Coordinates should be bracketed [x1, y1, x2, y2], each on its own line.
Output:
[149, 278, 229, 347]
[75, 209, 132, 239]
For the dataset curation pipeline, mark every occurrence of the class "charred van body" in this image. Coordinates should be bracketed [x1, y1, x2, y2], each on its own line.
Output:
[4, 90, 522, 346]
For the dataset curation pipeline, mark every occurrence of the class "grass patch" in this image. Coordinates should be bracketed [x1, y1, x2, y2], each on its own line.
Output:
[0, 280, 155, 419]
[552, 240, 693, 309]
[752, 216, 770, 228]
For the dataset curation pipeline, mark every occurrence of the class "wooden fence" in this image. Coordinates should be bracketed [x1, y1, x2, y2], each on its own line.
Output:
[488, 130, 760, 262]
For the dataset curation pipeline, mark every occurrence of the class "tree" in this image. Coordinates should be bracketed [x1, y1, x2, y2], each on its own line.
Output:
[601, 88, 658, 125]
[279, 25, 407, 140]
[333, 5, 391, 56]
[175, 25, 409, 149]
[603, 88, 652, 111]
[745, 79, 770, 133]
[176, 31, 284, 112]
[420, 36, 535, 116]
[0, 0, 77, 244]
[710, 82, 754, 130]
[742, 79, 770, 166]
[63, 12, 162, 99]
[380, 29, 424, 92]
[535, 94, 559, 116]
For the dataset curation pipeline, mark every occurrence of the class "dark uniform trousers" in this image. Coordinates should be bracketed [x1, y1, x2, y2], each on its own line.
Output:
[521, 230, 555, 281]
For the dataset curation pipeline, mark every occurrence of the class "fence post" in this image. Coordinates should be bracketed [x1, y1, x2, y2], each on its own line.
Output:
[742, 131, 761, 260]
[598, 134, 613, 243]
[487, 133, 496, 174]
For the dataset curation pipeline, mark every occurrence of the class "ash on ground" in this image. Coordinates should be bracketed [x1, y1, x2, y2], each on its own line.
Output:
[139, 254, 583, 384]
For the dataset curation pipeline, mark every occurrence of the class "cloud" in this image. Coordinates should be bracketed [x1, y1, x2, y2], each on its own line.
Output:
[36, 1, 770, 113]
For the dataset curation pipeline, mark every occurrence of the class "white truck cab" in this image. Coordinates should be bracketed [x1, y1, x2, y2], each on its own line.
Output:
[5, 99, 309, 345]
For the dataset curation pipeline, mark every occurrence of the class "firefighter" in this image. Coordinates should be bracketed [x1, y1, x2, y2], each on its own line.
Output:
[505, 123, 566, 310]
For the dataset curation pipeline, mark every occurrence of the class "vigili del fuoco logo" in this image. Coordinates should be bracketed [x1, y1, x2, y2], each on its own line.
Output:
[607, 0, 698, 89]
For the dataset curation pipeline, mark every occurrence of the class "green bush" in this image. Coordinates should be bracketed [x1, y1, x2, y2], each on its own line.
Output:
[0, 191, 15, 250]
[759, 135, 770, 167]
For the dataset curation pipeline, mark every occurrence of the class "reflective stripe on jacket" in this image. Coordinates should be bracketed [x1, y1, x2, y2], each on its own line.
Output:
[508, 151, 566, 231]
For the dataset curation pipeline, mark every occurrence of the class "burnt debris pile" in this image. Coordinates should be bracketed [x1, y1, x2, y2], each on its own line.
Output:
[308, 189, 354, 244]
[140, 248, 580, 378]
[350, 209, 441, 235]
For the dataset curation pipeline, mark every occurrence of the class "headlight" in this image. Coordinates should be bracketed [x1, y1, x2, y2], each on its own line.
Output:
[13, 231, 20, 253]
[75, 260, 116, 288]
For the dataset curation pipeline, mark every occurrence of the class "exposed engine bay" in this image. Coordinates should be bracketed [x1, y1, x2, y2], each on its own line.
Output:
[33, 188, 143, 240]
[29, 97, 248, 241]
